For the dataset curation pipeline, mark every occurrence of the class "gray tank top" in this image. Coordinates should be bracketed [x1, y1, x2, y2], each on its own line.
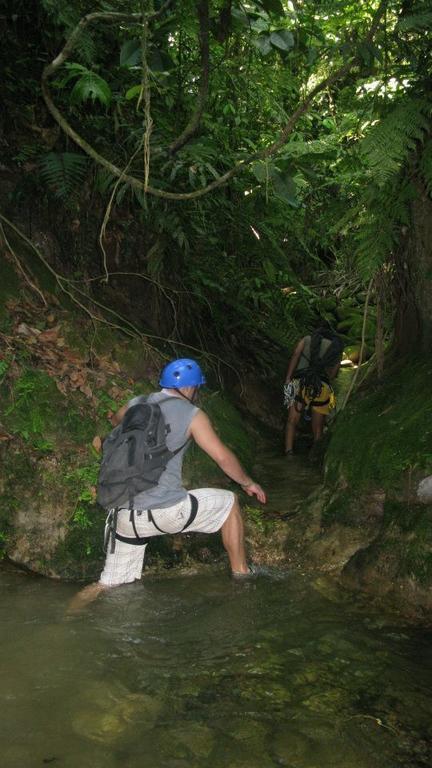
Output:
[127, 390, 199, 510]
[295, 335, 332, 373]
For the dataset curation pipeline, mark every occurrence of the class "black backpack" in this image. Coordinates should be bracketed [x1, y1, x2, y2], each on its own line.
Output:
[297, 330, 344, 401]
[97, 397, 187, 510]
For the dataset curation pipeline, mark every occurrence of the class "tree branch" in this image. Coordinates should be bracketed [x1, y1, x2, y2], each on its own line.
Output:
[41, 0, 389, 201]
[43, 3, 174, 79]
[169, 0, 210, 154]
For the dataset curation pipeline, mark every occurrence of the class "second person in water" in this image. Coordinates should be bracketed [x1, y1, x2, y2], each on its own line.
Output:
[284, 326, 343, 455]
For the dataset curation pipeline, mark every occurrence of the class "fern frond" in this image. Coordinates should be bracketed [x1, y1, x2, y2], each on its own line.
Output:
[361, 99, 430, 186]
[13, 144, 41, 164]
[39, 152, 88, 200]
[75, 30, 98, 66]
[354, 179, 415, 280]
[94, 167, 117, 195]
[397, 5, 432, 32]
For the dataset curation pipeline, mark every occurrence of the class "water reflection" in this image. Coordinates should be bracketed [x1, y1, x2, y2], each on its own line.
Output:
[1, 565, 431, 767]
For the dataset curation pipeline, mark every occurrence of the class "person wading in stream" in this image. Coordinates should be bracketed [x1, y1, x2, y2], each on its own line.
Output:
[70, 358, 266, 609]
[283, 327, 343, 456]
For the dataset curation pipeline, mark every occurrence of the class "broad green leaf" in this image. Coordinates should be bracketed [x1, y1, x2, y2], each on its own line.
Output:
[251, 161, 268, 182]
[273, 172, 298, 206]
[270, 30, 294, 51]
[251, 18, 270, 33]
[125, 84, 142, 101]
[322, 117, 337, 131]
[120, 39, 141, 68]
[231, 7, 250, 28]
[70, 73, 112, 106]
[254, 34, 273, 55]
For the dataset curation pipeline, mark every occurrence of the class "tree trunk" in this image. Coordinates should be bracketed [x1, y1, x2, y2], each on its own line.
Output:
[393, 181, 432, 354]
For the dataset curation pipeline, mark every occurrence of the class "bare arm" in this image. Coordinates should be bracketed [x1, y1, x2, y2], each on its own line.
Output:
[327, 361, 341, 380]
[285, 338, 305, 383]
[189, 411, 266, 503]
[110, 403, 128, 427]
[92, 403, 128, 453]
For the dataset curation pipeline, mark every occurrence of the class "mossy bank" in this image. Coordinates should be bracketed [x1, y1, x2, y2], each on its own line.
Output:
[287, 359, 432, 620]
[0, 253, 264, 580]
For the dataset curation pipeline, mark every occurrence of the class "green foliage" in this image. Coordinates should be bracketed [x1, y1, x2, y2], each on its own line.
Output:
[71, 70, 112, 106]
[2, 369, 95, 447]
[2, 0, 432, 385]
[326, 359, 432, 491]
[361, 99, 430, 187]
[0, 360, 10, 380]
[66, 461, 100, 539]
[245, 504, 269, 533]
[41, 0, 97, 63]
[56, 62, 112, 106]
[397, 5, 432, 33]
[39, 152, 88, 200]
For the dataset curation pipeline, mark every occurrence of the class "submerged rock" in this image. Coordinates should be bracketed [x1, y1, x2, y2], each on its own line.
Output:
[71, 681, 163, 743]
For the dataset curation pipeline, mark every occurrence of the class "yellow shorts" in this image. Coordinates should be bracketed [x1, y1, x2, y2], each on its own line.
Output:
[300, 381, 336, 415]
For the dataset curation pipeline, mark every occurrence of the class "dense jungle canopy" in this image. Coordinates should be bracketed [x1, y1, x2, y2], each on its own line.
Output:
[1, 0, 431, 384]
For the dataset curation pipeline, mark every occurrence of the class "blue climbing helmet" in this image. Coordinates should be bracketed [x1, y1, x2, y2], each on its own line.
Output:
[159, 358, 206, 389]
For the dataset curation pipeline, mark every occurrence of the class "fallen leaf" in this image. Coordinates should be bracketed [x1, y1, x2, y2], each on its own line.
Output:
[16, 323, 35, 337]
[79, 383, 93, 398]
[38, 327, 60, 343]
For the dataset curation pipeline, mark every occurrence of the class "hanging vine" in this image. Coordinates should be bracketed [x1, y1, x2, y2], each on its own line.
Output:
[40, 1, 389, 201]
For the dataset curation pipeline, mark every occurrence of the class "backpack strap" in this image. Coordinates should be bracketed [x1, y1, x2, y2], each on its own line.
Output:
[115, 531, 149, 546]
[113, 510, 149, 546]
[185, 493, 199, 529]
[148, 395, 192, 457]
[147, 493, 199, 534]
[103, 508, 119, 554]
[106, 495, 199, 550]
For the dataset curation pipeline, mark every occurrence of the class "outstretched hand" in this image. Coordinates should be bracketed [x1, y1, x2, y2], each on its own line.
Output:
[243, 482, 267, 504]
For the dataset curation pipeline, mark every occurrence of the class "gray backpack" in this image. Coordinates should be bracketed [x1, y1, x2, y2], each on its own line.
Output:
[97, 398, 187, 510]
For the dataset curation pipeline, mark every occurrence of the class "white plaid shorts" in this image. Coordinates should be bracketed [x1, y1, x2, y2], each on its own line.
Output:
[99, 488, 235, 587]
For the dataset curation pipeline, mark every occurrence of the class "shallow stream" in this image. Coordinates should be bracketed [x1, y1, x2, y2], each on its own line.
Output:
[1, 554, 432, 768]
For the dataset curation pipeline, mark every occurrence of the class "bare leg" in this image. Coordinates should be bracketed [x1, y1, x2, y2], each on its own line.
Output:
[285, 404, 302, 452]
[221, 496, 249, 574]
[311, 410, 325, 442]
[66, 582, 108, 614]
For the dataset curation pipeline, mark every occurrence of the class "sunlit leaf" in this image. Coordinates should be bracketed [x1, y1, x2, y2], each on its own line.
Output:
[125, 84, 142, 101]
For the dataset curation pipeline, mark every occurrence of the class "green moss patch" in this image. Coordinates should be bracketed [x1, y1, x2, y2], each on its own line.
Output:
[2, 368, 96, 447]
[326, 359, 432, 492]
